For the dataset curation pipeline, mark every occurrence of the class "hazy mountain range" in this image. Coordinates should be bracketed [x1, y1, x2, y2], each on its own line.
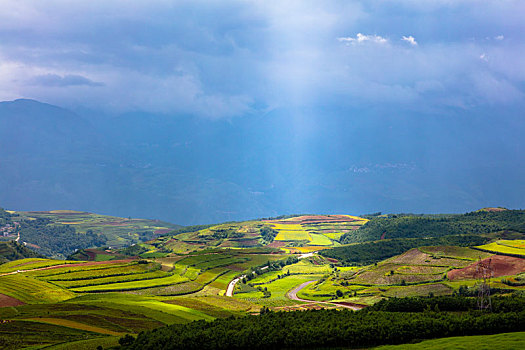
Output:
[0, 99, 523, 225]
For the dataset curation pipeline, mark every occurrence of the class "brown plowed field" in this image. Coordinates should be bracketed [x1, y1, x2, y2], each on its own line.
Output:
[267, 241, 287, 248]
[0, 293, 24, 307]
[448, 255, 525, 280]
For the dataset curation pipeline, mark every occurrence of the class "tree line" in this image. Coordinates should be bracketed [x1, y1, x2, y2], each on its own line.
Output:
[119, 295, 525, 350]
[320, 234, 489, 265]
[342, 210, 525, 243]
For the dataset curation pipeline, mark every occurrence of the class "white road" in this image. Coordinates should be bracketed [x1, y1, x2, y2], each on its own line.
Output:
[225, 253, 317, 297]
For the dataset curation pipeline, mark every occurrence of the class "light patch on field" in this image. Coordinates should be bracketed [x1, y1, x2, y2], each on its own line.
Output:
[24, 318, 125, 336]
[307, 234, 333, 246]
[323, 232, 345, 240]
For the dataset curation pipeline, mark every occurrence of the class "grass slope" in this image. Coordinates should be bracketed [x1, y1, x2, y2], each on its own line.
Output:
[374, 331, 525, 349]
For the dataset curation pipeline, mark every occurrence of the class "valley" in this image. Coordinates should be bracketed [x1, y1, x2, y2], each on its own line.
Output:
[0, 207, 524, 349]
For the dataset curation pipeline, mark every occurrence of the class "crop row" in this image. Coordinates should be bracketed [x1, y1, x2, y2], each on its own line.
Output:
[193, 256, 248, 270]
[0, 258, 71, 273]
[70, 274, 190, 292]
[38, 263, 149, 281]
[52, 270, 169, 288]
[0, 275, 74, 303]
[176, 253, 234, 267]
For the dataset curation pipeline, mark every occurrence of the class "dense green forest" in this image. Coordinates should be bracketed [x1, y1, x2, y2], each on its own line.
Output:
[342, 210, 525, 243]
[120, 296, 525, 350]
[18, 218, 107, 258]
[368, 295, 525, 313]
[321, 234, 490, 265]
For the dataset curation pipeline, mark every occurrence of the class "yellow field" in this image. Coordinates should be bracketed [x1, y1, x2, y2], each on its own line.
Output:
[271, 223, 304, 231]
[498, 240, 525, 248]
[272, 223, 312, 241]
[476, 240, 525, 256]
[274, 231, 311, 241]
[293, 246, 332, 253]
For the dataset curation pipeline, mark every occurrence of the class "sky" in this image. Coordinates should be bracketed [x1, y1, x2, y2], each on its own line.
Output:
[1, 0, 523, 118]
[0, 1, 524, 223]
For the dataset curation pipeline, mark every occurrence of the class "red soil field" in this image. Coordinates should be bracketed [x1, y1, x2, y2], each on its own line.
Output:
[448, 255, 525, 280]
[154, 229, 171, 234]
[0, 293, 24, 307]
[267, 241, 287, 248]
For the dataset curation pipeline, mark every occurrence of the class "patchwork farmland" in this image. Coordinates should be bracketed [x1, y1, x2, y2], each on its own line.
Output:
[1, 211, 525, 348]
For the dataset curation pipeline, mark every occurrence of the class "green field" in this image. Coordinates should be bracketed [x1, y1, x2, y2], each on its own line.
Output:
[307, 233, 334, 246]
[0, 258, 74, 273]
[2, 212, 525, 349]
[52, 270, 169, 288]
[0, 274, 75, 303]
[69, 274, 189, 292]
[374, 331, 525, 349]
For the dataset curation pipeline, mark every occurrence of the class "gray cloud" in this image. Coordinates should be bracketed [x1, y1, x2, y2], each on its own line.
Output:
[30, 74, 104, 87]
[0, 0, 523, 117]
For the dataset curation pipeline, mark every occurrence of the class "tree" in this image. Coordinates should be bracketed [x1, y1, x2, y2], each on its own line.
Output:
[119, 334, 135, 346]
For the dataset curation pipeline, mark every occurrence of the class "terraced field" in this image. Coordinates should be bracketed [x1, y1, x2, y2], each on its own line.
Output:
[299, 244, 525, 304]
[0, 274, 75, 303]
[267, 216, 368, 248]
[147, 215, 369, 252]
[3, 211, 525, 349]
[0, 249, 297, 348]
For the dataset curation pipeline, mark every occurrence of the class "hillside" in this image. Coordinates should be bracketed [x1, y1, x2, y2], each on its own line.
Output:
[0, 241, 43, 263]
[147, 214, 367, 255]
[1, 208, 181, 259]
[342, 209, 525, 243]
[15, 210, 181, 248]
[1, 209, 525, 349]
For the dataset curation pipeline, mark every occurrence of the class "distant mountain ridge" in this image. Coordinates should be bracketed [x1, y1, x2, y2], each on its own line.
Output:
[1, 98, 525, 225]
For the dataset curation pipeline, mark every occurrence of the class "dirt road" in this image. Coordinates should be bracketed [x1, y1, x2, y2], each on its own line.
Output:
[226, 276, 243, 297]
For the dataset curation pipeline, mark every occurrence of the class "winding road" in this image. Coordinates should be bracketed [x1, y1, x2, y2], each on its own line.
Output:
[224, 252, 364, 309]
[286, 280, 363, 310]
